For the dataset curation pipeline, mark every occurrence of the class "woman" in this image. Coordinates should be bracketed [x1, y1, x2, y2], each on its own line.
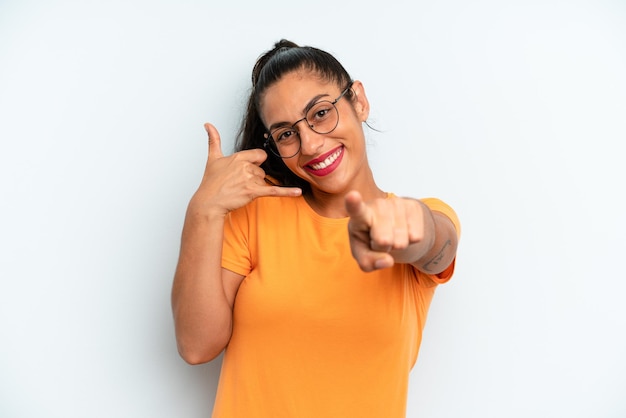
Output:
[172, 39, 460, 418]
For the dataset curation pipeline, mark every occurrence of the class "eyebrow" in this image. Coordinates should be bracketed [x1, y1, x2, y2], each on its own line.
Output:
[267, 93, 330, 132]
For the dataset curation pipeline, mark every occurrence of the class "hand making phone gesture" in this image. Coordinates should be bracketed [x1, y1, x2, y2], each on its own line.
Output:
[188, 123, 302, 218]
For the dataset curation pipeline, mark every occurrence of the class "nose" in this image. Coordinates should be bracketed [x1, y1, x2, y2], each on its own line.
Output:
[297, 123, 325, 156]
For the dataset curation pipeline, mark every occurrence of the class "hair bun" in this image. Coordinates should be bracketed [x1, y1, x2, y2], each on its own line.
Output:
[251, 39, 300, 87]
[274, 39, 299, 49]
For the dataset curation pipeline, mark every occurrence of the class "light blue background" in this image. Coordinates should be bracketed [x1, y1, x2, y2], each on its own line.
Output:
[1, 0, 625, 416]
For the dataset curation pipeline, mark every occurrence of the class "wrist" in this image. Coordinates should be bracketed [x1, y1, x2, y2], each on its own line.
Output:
[186, 200, 228, 224]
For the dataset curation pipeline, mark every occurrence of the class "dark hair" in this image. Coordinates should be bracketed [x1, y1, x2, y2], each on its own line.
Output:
[235, 39, 354, 193]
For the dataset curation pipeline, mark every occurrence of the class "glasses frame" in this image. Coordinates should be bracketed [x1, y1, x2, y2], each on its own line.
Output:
[263, 82, 354, 159]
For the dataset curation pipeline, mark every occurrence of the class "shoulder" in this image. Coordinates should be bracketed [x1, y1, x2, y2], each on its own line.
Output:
[228, 195, 303, 221]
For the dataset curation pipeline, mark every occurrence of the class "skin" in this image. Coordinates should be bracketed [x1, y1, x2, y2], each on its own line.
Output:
[171, 70, 458, 364]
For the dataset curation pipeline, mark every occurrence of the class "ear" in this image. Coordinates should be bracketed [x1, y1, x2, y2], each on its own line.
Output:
[350, 80, 370, 122]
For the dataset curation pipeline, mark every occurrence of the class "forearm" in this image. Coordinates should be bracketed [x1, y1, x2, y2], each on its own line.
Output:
[171, 209, 233, 364]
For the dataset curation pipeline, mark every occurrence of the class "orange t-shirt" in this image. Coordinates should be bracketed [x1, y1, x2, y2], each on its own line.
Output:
[213, 195, 460, 418]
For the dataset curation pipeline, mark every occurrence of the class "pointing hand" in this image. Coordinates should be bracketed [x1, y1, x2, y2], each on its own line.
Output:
[345, 191, 429, 272]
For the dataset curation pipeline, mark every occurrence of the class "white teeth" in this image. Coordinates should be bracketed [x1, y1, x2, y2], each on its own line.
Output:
[310, 148, 342, 170]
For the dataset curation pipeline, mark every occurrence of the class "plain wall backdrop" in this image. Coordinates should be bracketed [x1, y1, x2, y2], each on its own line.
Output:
[1, 0, 625, 417]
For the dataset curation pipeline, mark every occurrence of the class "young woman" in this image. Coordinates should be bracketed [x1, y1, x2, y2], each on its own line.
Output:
[172, 39, 460, 418]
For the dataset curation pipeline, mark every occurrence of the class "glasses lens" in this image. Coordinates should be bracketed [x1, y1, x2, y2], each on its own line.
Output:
[306, 101, 339, 134]
[268, 128, 300, 158]
[265, 98, 340, 159]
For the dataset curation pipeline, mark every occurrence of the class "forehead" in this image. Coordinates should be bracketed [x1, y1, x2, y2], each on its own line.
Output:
[259, 70, 339, 124]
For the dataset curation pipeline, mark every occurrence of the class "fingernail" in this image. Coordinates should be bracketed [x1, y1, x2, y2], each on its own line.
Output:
[374, 258, 391, 269]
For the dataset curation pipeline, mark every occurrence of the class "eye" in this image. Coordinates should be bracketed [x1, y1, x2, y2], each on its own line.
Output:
[274, 129, 297, 143]
[315, 109, 329, 119]
[308, 102, 333, 122]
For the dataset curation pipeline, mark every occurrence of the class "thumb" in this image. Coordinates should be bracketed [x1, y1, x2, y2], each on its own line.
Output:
[345, 190, 372, 227]
[204, 122, 224, 161]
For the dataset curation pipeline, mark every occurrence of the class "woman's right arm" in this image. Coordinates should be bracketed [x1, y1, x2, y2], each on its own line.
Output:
[171, 123, 301, 364]
[172, 206, 243, 364]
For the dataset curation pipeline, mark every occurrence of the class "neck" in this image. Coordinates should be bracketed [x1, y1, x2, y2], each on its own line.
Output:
[304, 180, 386, 219]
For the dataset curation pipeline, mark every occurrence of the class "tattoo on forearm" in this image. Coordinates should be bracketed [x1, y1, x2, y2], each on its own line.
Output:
[422, 239, 452, 272]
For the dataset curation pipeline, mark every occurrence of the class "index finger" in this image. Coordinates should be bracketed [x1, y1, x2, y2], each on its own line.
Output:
[204, 122, 224, 161]
[345, 190, 372, 228]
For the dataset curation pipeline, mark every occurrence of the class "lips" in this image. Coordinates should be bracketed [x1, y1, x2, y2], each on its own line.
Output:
[303, 146, 344, 176]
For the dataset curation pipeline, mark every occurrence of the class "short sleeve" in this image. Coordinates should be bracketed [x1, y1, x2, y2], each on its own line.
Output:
[222, 206, 253, 277]
[419, 197, 461, 284]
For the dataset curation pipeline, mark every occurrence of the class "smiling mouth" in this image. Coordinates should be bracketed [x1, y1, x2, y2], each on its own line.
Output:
[307, 147, 343, 171]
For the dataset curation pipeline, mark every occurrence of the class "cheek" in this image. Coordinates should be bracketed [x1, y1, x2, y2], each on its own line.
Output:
[282, 158, 302, 174]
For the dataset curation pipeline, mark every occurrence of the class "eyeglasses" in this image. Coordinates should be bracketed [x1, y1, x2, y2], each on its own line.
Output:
[263, 82, 353, 159]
